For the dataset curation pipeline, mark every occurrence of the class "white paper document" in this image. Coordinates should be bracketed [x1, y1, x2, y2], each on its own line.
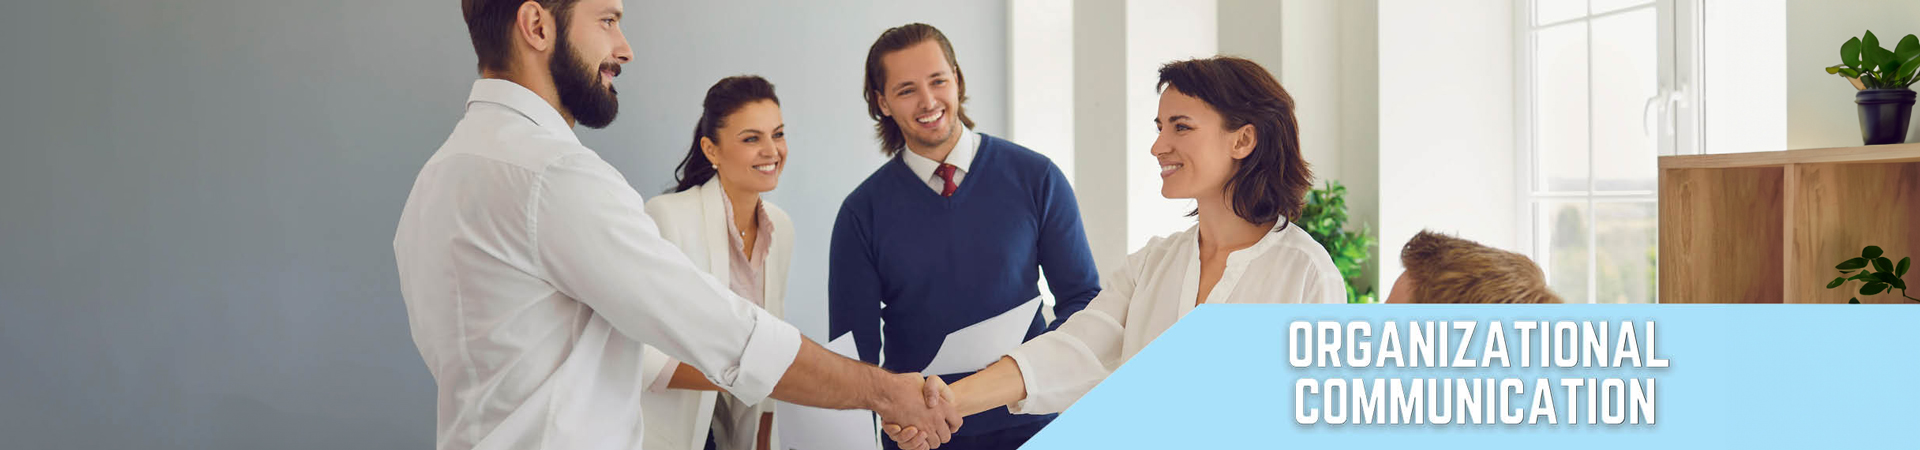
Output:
[922, 296, 1043, 376]
[777, 332, 882, 450]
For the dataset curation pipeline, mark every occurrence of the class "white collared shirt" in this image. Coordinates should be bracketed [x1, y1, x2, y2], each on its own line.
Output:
[898, 125, 980, 193]
[1003, 222, 1345, 414]
[393, 79, 802, 450]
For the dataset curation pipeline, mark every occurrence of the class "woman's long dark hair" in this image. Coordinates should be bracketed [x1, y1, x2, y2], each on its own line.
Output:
[670, 75, 781, 193]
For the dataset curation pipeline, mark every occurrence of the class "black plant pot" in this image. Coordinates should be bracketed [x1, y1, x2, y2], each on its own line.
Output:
[1857, 88, 1916, 145]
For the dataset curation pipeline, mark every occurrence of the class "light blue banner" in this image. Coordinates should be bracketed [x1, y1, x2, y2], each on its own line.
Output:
[1023, 305, 1920, 448]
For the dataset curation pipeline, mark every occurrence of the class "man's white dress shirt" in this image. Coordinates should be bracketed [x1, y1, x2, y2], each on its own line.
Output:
[1003, 222, 1345, 414]
[393, 79, 802, 450]
[898, 126, 979, 193]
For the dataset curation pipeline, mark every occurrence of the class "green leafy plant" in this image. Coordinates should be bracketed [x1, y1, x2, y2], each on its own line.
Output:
[1824, 30, 1920, 90]
[1826, 245, 1915, 303]
[1300, 180, 1376, 304]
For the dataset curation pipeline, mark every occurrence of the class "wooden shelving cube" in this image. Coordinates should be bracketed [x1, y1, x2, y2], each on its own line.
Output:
[1658, 143, 1920, 303]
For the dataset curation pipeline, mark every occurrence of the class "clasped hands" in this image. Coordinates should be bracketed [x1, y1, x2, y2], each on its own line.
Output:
[874, 373, 963, 450]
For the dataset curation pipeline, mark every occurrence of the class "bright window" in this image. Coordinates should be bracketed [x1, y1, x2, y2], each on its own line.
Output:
[1521, 0, 1680, 303]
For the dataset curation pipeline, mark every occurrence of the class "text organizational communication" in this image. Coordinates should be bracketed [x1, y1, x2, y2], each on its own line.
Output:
[1287, 320, 1668, 426]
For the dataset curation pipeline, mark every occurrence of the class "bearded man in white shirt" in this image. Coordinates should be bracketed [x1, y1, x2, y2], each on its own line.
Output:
[392, 1, 961, 449]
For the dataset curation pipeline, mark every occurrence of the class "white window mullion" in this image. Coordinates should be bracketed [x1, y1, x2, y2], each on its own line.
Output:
[1524, 0, 1675, 304]
[1515, 0, 1538, 261]
[1584, 0, 1599, 304]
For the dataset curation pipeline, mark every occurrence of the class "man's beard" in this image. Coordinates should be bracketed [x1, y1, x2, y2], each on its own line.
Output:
[551, 31, 620, 129]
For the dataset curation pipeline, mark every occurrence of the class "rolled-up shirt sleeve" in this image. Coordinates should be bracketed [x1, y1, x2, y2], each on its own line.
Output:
[641, 346, 678, 393]
[531, 154, 800, 405]
[1003, 247, 1145, 415]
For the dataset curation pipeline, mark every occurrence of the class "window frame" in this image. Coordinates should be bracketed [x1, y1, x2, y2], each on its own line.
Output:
[1514, 0, 1702, 303]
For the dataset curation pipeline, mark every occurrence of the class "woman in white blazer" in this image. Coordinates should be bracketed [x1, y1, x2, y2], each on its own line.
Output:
[884, 56, 1345, 449]
[640, 75, 794, 450]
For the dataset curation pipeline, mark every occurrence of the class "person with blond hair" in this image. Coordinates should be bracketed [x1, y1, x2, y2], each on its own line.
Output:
[1384, 230, 1564, 304]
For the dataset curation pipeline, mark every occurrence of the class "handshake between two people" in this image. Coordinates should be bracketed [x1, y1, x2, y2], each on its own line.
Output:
[873, 373, 963, 450]
[882, 374, 964, 450]
[762, 343, 1023, 449]
[878, 356, 1028, 450]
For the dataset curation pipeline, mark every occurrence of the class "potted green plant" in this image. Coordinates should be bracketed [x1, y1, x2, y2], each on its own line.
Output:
[1825, 30, 1920, 145]
[1825, 245, 1915, 303]
[1299, 180, 1376, 304]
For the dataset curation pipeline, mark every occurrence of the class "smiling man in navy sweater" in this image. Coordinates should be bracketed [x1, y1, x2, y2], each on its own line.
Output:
[829, 23, 1103, 450]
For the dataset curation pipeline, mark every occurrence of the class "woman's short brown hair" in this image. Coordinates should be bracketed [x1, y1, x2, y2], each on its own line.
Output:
[1156, 56, 1313, 226]
[1400, 230, 1563, 304]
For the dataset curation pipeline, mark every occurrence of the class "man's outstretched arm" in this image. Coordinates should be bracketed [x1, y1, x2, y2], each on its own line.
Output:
[526, 157, 960, 446]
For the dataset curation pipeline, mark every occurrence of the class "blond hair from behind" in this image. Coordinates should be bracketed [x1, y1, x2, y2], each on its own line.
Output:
[1397, 230, 1562, 304]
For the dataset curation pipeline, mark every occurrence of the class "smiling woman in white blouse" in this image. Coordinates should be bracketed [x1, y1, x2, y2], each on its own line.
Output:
[640, 75, 794, 450]
[885, 56, 1344, 447]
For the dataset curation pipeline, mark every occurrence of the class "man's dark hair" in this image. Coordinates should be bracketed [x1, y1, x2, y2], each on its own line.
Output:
[862, 23, 973, 156]
[462, 0, 581, 73]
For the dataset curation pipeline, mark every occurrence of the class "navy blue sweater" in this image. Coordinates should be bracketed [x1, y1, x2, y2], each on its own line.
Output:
[828, 134, 1102, 436]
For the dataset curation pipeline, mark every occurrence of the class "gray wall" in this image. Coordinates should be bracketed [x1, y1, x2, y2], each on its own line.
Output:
[0, 1, 1006, 448]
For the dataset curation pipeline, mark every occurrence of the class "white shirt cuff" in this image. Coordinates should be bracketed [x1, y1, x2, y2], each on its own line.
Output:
[1003, 346, 1050, 415]
[711, 307, 802, 405]
[648, 356, 680, 394]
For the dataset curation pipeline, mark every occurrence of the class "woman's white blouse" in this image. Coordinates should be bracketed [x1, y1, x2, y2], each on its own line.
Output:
[1004, 222, 1345, 414]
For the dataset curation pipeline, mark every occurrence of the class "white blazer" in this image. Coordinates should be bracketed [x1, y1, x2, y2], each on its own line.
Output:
[640, 177, 793, 450]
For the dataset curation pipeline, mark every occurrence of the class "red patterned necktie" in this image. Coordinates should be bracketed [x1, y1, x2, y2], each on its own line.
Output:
[934, 163, 958, 197]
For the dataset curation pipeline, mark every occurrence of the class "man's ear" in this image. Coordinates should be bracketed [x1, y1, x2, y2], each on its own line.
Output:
[1230, 124, 1258, 160]
[515, 1, 556, 55]
[873, 91, 892, 117]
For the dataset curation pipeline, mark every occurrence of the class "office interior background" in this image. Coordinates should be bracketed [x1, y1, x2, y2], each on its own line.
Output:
[2, 0, 1917, 447]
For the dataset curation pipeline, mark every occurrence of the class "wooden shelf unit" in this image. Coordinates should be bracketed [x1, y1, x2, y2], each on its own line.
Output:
[1658, 143, 1920, 303]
